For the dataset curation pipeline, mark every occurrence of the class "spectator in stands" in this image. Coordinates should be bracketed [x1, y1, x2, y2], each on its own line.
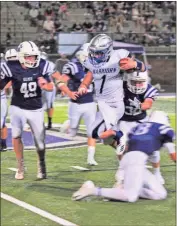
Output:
[54, 20, 64, 32]
[37, 11, 45, 32]
[45, 6, 54, 18]
[82, 17, 94, 33]
[71, 22, 83, 32]
[6, 28, 12, 46]
[132, 6, 140, 27]
[43, 16, 55, 34]
[94, 16, 107, 32]
[59, 3, 69, 20]
[29, 6, 39, 27]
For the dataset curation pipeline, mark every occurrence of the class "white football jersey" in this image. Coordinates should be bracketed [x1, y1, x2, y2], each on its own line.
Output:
[84, 49, 129, 102]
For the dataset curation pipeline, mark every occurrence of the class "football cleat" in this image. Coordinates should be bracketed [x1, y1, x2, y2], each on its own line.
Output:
[0, 143, 7, 152]
[72, 180, 95, 201]
[116, 133, 126, 155]
[87, 159, 98, 166]
[37, 160, 47, 179]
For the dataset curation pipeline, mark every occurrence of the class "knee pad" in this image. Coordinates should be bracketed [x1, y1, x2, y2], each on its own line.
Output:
[127, 194, 139, 203]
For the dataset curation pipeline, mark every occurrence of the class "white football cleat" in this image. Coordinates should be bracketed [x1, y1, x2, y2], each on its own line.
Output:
[154, 173, 165, 185]
[60, 120, 70, 133]
[72, 180, 95, 201]
[87, 159, 98, 166]
[116, 133, 126, 155]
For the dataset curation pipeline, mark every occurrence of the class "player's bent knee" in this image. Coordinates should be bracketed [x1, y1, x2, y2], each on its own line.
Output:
[127, 195, 139, 203]
[69, 128, 77, 137]
[158, 189, 167, 200]
[12, 128, 23, 138]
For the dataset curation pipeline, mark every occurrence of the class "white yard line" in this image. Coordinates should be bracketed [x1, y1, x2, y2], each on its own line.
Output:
[1, 193, 78, 226]
[71, 166, 90, 171]
[8, 168, 18, 172]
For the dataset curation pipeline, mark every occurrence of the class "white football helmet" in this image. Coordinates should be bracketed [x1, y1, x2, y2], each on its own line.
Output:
[127, 71, 148, 94]
[5, 49, 18, 61]
[18, 41, 40, 68]
[88, 34, 113, 66]
[40, 51, 48, 60]
[148, 111, 170, 126]
[75, 43, 89, 65]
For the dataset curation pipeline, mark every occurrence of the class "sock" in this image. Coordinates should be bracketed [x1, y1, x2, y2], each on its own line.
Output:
[37, 149, 45, 162]
[48, 117, 52, 125]
[153, 167, 160, 174]
[93, 187, 128, 201]
[1, 139, 6, 146]
[114, 130, 123, 142]
[87, 146, 95, 160]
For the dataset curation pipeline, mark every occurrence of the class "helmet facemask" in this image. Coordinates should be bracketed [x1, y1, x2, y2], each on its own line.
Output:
[127, 71, 148, 94]
[88, 34, 113, 66]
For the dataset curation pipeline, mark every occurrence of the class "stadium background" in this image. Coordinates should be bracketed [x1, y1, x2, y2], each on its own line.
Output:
[1, 1, 176, 92]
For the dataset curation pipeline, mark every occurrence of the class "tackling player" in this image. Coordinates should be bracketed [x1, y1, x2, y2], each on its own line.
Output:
[56, 46, 98, 165]
[115, 71, 165, 185]
[0, 41, 54, 180]
[78, 34, 146, 153]
[72, 111, 176, 202]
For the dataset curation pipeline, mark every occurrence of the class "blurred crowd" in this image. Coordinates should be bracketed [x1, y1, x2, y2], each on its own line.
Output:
[11, 1, 176, 53]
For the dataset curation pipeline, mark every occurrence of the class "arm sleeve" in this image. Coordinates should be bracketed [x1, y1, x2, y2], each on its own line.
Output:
[144, 84, 159, 100]
[42, 60, 56, 82]
[163, 142, 176, 154]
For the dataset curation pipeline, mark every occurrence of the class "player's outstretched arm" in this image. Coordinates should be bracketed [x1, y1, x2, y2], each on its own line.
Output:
[141, 98, 153, 110]
[56, 74, 79, 100]
[38, 77, 54, 91]
[78, 71, 93, 95]
[163, 142, 176, 162]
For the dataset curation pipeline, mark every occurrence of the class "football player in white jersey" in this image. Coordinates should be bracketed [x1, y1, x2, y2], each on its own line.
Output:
[72, 111, 176, 203]
[0, 41, 54, 180]
[78, 34, 146, 153]
[41, 52, 56, 129]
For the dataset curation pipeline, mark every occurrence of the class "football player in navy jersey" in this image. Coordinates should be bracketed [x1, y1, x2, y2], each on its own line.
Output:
[72, 111, 176, 202]
[40, 52, 56, 129]
[56, 48, 98, 165]
[0, 49, 17, 151]
[0, 41, 54, 180]
[115, 71, 165, 185]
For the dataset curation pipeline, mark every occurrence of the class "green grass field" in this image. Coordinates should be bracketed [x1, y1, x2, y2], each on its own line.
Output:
[1, 98, 176, 226]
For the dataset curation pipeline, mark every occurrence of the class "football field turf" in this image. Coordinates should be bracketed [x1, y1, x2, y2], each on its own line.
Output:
[1, 98, 176, 226]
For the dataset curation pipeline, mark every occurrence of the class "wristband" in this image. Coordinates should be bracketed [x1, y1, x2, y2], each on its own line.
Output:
[135, 61, 143, 71]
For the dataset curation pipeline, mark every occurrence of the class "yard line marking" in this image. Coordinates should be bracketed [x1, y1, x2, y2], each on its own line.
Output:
[71, 166, 90, 171]
[1, 193, 78, 226]
[8, 168, 18, 172]
[146, 165, 152, 169]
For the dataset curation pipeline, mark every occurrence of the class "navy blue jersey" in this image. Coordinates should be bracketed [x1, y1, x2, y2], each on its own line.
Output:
[128, 122, 175, 155]
[121, 82, 158, 121]
[62, 61, 94, 104]
[0, 59, 53, 110]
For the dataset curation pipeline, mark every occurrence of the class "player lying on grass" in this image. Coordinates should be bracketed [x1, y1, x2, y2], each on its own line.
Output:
[77, 34, 146, 154]
[115, 70, 165, 185]
[72, 111, 176, 202]
[0, 41, 54, 180]
[56, 44, 98, 165]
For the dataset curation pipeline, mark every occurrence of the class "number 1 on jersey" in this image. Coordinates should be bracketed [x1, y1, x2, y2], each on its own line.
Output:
[100, 75, 106, 94]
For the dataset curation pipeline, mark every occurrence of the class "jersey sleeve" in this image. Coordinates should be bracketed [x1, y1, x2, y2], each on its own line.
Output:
[159, 125, 175, 143]
[0, 62, 12, 89]
[144, 84, 159, 100]
[62, 62, 79, 78]
[41, 60, 55, 82]
[116, 49, 130, 59]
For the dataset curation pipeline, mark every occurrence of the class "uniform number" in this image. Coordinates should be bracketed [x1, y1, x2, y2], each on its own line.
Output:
[125, 106, 141, 116]
[134, 123, 152, 135]
[20, 82, 37, 98]
[99, 75, 106, 94]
